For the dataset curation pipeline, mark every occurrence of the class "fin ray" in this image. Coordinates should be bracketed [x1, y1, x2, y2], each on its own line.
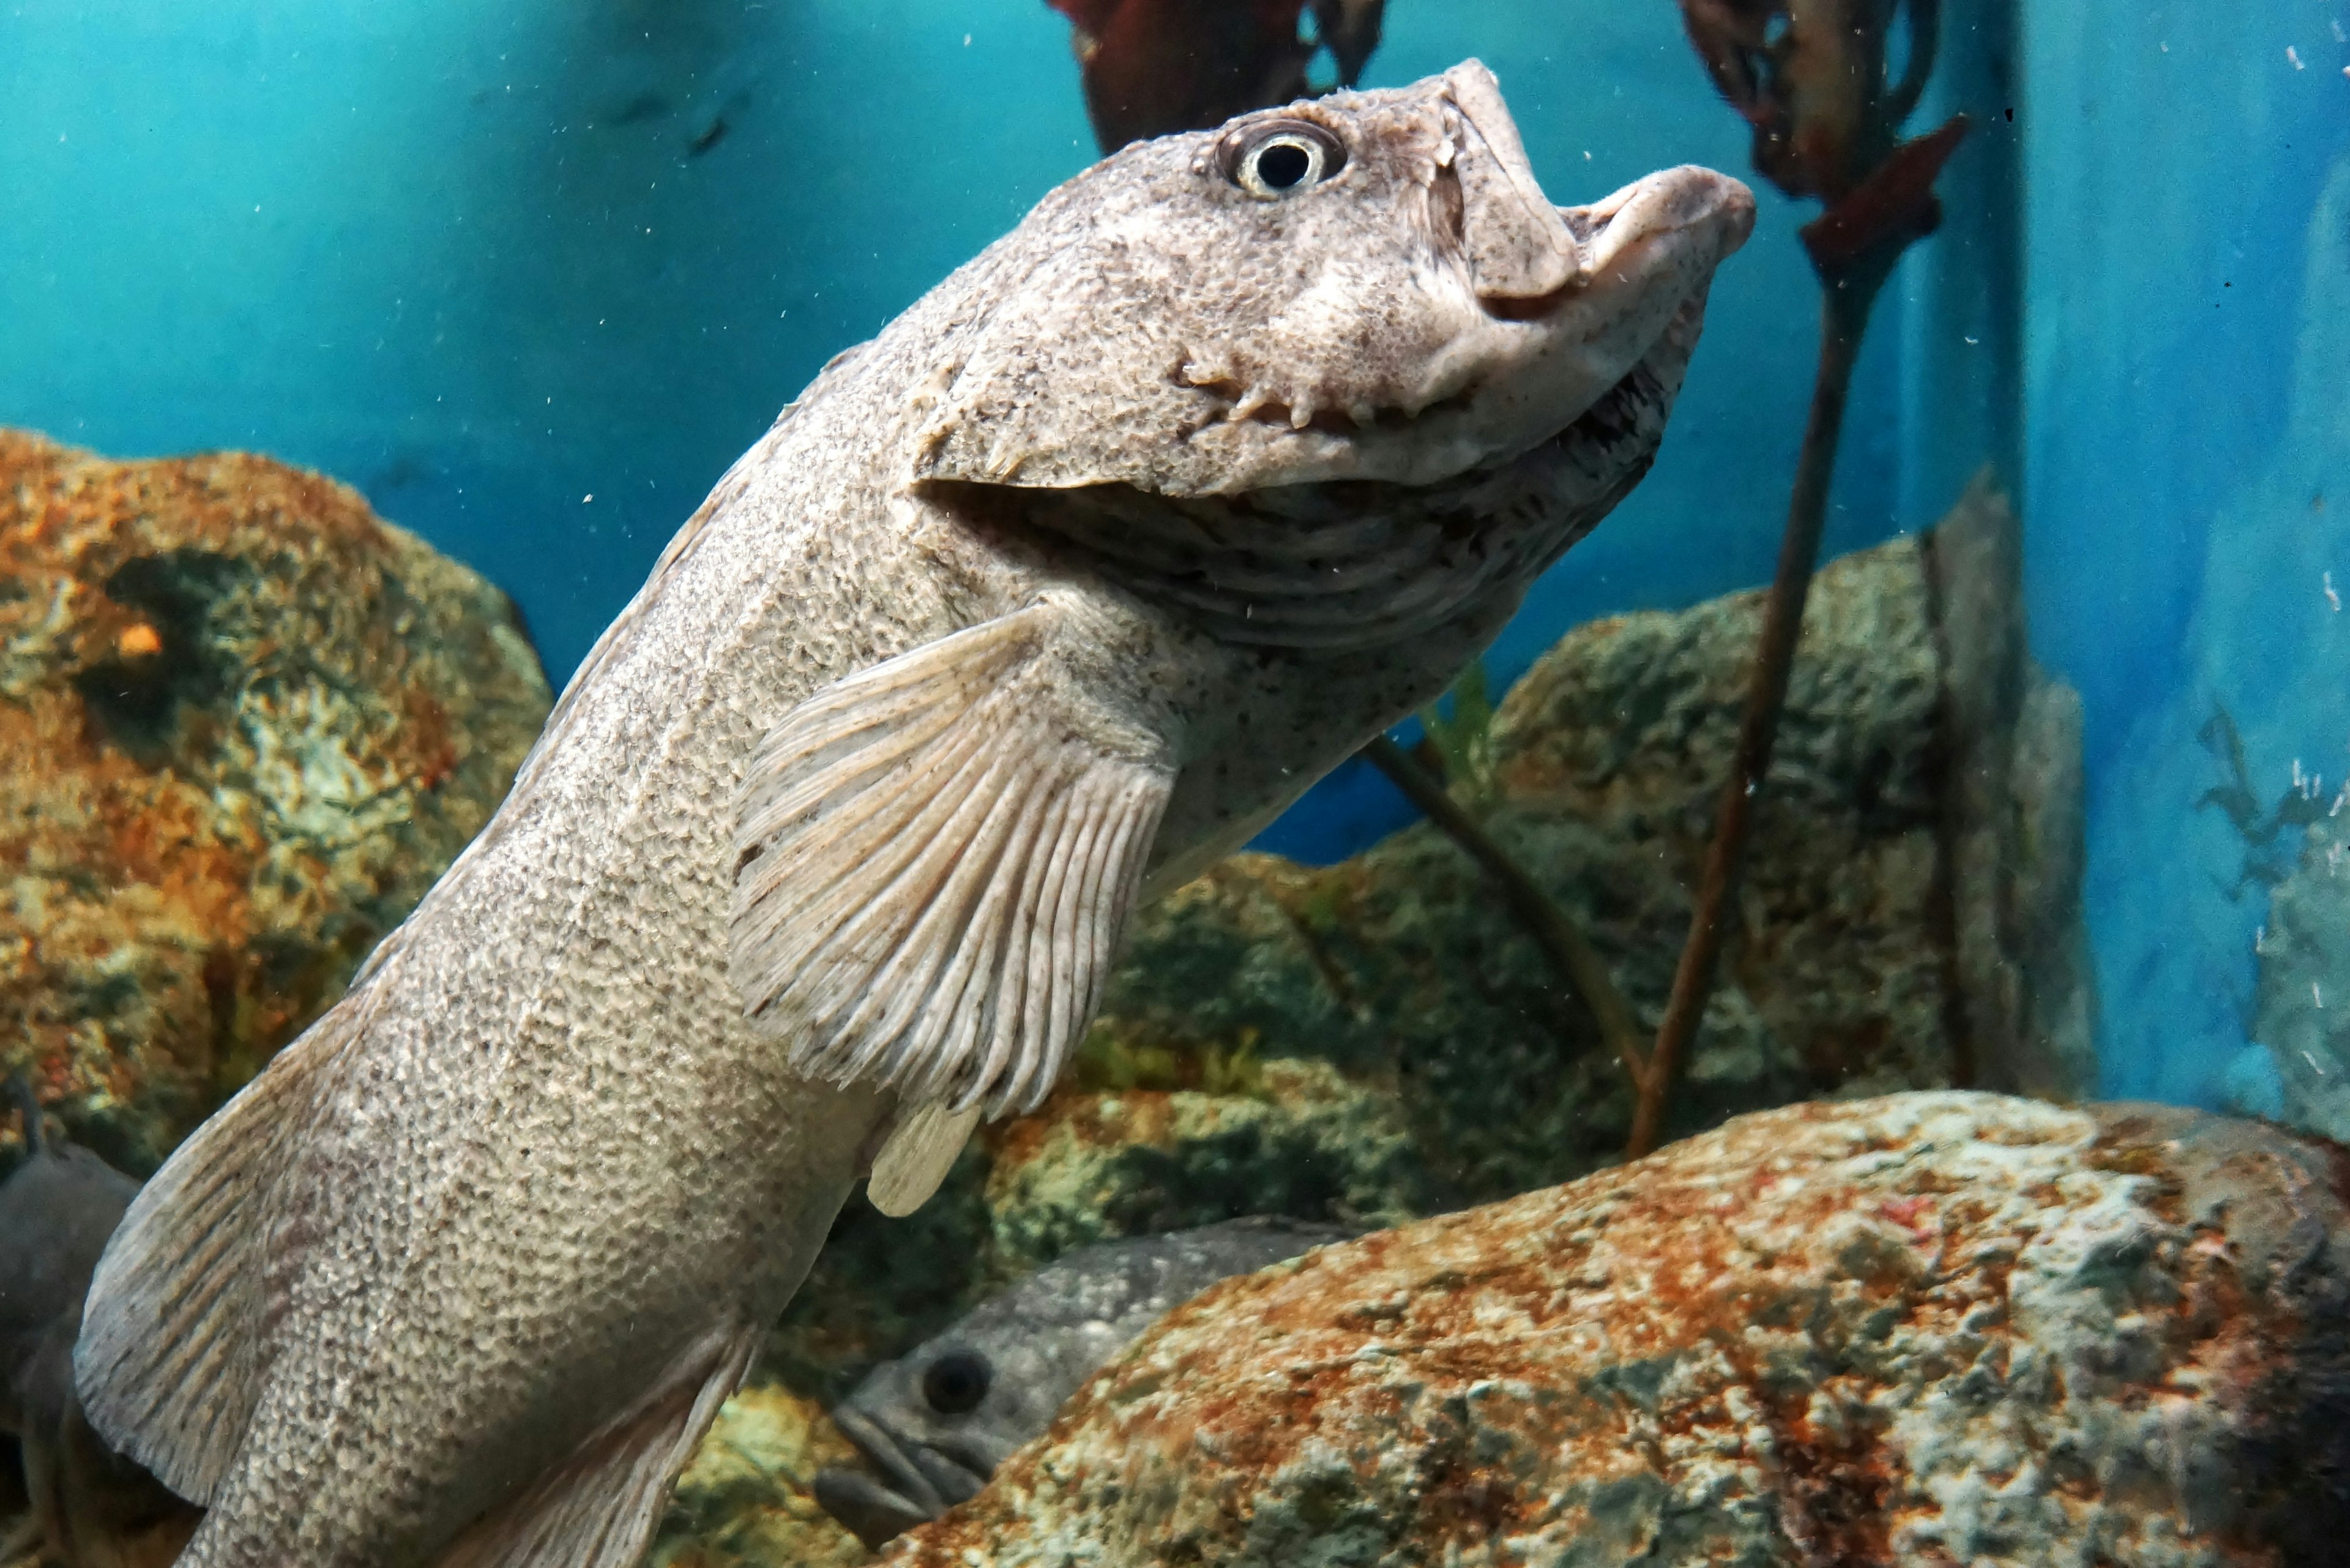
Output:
[729, 605, 1173, 1117]
[73, 982, 378, 1503]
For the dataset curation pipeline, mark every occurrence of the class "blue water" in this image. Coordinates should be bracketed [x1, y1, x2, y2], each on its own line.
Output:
[2, 0, 2344, 1107]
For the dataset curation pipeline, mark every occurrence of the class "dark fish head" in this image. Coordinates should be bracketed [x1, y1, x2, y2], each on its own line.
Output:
[0, 1124, 139, 1433]
[912, 58, 1753, 503]
[814, 1217, 1350, 1548]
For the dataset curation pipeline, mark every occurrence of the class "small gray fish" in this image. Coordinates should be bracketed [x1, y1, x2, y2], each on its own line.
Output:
[1, 1080, 200, 1568]
[76, 60, 1750, 1568]
[815, 1216, 1351, 1547]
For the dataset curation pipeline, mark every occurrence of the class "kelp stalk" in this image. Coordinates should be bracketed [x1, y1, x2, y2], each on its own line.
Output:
[1364, 737, 1652, 1089]
[1627, 286, 1867, 1159]
[1632, 1, 1970, 1157]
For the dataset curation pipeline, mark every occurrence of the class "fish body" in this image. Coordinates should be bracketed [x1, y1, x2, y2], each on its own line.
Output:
[74, 62, 1750, 1568]
[815, 1216, 1353, 1548]
[1, 1083, 200, 1568]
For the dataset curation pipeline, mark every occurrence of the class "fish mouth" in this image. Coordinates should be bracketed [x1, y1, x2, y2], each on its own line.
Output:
[815, 1405, 992, 1550]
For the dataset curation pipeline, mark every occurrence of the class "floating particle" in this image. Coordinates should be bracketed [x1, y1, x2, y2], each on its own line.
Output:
[2289, 45, 2306, 69]
[2326, 570, 2341, 611]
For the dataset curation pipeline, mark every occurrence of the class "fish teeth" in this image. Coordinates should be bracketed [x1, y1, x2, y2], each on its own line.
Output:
[1228, 387, 1270, 422]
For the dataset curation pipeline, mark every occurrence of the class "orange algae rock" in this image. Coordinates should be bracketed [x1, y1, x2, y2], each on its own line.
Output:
[0, 430, 551, 1173]
[888, 1092, 2350, 1567]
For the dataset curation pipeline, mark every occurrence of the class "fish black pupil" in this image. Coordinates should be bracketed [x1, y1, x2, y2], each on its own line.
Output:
[1255, 141, 1313, 190]
[922, 1350, 991, 1414]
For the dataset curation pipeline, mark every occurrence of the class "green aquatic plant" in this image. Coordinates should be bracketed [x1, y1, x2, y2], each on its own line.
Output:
[1072, 1024, 1269, 1098]
[2197, 704, 2341, 895]
[1413, 660, 1499, 808]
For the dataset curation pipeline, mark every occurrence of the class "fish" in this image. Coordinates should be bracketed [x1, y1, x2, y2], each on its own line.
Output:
[0, 1080, 201, 1568]
[813, 1215, 1352, 1547]
[72, 61, 1752, 1568]
[1048, 0, 1389, 151]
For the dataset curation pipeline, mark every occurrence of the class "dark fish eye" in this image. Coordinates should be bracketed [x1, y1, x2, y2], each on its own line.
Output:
[1220, 119, 1347, 201]
[921, 1349, 992, 1415]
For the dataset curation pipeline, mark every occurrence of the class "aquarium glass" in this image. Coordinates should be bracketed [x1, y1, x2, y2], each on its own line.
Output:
[3, 0, 2348, 1561]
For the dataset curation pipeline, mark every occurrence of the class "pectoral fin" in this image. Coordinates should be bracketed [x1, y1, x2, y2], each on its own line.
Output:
[866, 1100, 983, 1218]
[729, 605, 1173, 1118]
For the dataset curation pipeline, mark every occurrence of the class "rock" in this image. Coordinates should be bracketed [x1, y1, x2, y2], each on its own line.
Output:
[650, 1384, 870, 1568]
[1081, 482, 2094, 1204]
[664, 493, 2096, 1559]
[886, 1092, 2350, 1568]
[980, 1059, 1431, 1276]
[2244, 816, 2350, 1134]
[0, 430, 551, 1174]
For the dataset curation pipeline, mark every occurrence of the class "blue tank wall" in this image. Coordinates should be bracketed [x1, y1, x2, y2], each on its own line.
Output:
[12, 1, 2321, 1107]
[2023, 0, 2350, 1104]
[0, 0, 1910, 852]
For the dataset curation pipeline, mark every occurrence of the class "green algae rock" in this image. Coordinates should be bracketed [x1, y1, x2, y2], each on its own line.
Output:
[0, 430, 552, 1175]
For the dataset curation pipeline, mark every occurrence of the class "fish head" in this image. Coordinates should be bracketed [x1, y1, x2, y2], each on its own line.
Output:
[813, 1321, 1119, 1549]
[811, 1220, 1351, 1548]
[0, 1139, 138, 1421]
[912, 58, 1755, 498]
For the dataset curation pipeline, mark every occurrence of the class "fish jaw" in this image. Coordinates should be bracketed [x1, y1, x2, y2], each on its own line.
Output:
[811, 1463, 934, 1551]
[908, 59, 1753, 499]
[816, 1402, 994, 1548]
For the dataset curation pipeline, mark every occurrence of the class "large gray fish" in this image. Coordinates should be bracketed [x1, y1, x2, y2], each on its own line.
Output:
[813, 1216, 1352, 1547]
[74, 61, 1751, 1568]
[1, 1081, 200, 1568]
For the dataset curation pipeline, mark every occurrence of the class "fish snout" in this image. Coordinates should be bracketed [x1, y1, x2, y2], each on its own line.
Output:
[1434, 59, 1584, 312]
[819, 1403, 994, 1548]
[1563, 166, 1757, 292]
[813, 1465, 936, 1551]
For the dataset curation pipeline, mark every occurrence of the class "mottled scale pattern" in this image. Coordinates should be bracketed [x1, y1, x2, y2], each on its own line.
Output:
[73, 61, 1750, 1568]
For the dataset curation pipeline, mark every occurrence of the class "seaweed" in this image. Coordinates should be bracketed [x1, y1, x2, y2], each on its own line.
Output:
[1412, 660, 1499, 809]
[1631, 0, 1970, 1157]
[2197, 704, 2343, 895]
[1045, 0, 1387, 152]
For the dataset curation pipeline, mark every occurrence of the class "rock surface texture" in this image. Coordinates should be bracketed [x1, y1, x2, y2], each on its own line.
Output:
[654, 494, 2095, 1562]
[2247, 816, 2350, 1135]
[0, 430, 551, 1173]
[1076, 482, 2093, 1206]
[885, 1092, 2350, 1568]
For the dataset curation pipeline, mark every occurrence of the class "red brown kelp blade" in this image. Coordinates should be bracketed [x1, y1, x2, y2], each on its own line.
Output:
[1678, 0, 1942, 207]
[1045, 0, 1386, 151]
[1800, 114, 1970, 277]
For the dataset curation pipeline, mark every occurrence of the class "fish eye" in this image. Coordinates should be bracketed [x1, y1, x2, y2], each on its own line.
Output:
[921, 1349, 992, 1415]
[1220, 119, 1347, 201]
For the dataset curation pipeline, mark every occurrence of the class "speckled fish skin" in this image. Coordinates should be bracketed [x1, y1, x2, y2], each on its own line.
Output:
[814, 1216, 1354, 1547]
[73, 61, 1751, 1568]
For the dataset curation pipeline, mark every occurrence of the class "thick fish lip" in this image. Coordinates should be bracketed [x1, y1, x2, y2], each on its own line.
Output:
[1474, 166, 1754, 332]
[812, 1465, 934, 1551]
[818, 1404, 993, 1545]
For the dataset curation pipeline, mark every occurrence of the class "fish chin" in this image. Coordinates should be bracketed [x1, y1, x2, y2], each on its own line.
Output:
[925, 286, 1706, 655]
[818, 1404, 994, 1547]
[811, 1466, 934, 1551]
